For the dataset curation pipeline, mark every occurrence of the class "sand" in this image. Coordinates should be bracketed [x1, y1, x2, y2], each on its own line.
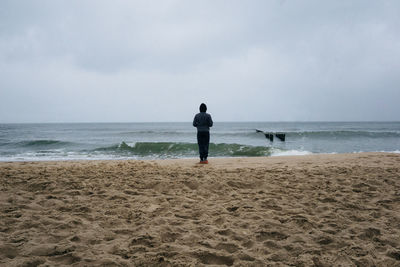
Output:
[0, 153, 399, 266]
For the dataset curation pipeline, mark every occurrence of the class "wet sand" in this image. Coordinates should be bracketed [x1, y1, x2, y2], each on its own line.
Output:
[1, 153, 400, 266]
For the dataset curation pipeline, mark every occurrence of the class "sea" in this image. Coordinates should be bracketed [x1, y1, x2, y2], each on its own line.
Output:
[0, 122, 399, 161]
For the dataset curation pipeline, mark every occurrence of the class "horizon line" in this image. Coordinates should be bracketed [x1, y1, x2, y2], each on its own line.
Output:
[1, 120, 399, 124]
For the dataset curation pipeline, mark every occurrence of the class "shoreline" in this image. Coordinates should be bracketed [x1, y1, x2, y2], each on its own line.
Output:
[1, 152, 399, 265]
[0, 151, 399, 164]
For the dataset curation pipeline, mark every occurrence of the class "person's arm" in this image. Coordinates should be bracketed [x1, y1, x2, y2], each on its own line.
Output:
[208, 115, 213, 127]
[193, 115, 198, 127]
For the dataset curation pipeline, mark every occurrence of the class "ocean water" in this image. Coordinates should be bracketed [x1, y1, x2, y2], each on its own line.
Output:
[0, 122, 399, 161]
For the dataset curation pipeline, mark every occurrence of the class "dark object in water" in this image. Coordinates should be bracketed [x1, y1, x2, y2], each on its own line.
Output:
[275, 133, 286, 141]
[264, 133, 274, 142]
[256, 130, 286, 142]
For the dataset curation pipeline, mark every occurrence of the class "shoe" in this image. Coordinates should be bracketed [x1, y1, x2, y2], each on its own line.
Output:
[200, 160, 208, 164]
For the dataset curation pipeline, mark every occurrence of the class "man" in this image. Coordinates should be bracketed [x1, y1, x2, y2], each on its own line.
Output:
[193, 103, 213, 164]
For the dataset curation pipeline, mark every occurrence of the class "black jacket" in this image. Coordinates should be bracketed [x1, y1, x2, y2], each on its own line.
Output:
[193, 112, 213, 132]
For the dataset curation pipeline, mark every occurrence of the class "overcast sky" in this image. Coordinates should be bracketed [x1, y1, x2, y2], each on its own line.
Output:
[0, 0, 399, 122]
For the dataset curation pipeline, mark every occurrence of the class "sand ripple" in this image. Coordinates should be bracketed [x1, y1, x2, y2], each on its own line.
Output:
[0, 153, 400, 266]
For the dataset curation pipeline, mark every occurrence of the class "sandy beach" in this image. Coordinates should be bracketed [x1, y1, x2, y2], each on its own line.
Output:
[1, 153, 399, 266]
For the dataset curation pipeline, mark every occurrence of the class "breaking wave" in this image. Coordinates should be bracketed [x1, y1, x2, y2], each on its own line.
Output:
[0, 139, 75, 149]
[94, 141, 275, 158]
[284, 130, 400, 139]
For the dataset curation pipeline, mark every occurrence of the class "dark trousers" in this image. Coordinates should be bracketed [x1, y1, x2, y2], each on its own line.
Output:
[197, 131, 210, 160]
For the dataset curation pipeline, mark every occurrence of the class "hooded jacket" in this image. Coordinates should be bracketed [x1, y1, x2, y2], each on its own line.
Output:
[193, 112, 213, 132]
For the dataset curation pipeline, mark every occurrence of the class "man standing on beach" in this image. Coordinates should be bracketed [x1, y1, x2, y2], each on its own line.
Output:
[193, 103, 213, 164]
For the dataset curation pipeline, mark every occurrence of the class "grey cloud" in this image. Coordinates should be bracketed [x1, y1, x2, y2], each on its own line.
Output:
[1, 0, 399, 122]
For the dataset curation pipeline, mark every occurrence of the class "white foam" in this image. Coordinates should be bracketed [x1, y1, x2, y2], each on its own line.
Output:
[270, 149, 312, 157]
[126, 142, 136, 147]
[385, 150, 400, 154]
[118, 142, 136, 148]
[0, 151, 139, 162]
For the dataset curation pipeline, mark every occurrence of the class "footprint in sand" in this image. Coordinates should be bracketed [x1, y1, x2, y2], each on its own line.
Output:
[214, 242, 239, 253]
[195, 251, 235, 266]
[358, 227, 381, 241]
[256, 231, 288, 241]
[160, 232, 180, 243]
[0, 244, 19, 259]
[145, 204, 159, 213]
[130, 234, 155, 248]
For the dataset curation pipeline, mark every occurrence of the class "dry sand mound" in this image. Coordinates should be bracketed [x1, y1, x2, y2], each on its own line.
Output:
[0, 153, 400, 266]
